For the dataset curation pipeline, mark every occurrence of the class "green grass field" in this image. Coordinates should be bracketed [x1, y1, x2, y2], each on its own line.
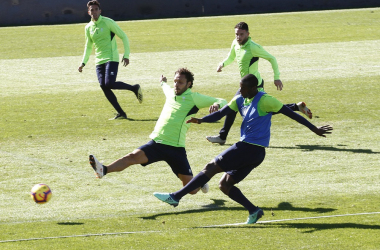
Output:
[1, 8, 380, 249]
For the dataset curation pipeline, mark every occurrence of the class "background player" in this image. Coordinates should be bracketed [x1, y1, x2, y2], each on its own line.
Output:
[78, 0, 143, 120]
[207, 22, 312, 144]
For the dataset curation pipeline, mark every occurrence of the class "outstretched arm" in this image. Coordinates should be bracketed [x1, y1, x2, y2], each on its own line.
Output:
[187, 105, 236, 124]
[278, 105, 333, 137]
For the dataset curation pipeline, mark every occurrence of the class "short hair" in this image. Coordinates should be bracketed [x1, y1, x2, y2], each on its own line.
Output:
[87, 0, 100, 9]
[241, 74, 258, 88]
[235, 22, 249, 31]
[175, 68, 194, 88]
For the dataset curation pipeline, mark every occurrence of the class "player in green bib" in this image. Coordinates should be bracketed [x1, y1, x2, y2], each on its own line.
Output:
[89, 68, 227, 195]
[78, 0, 143, 120]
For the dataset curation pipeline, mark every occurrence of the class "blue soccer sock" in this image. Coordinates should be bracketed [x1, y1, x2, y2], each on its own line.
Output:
[228, 186, 258, 214]
[171, 172, 210, 201]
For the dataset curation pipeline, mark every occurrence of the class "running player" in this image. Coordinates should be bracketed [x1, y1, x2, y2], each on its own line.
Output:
[78, 0, 143, 120]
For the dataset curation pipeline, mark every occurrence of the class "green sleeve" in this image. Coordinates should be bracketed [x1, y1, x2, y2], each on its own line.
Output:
[82, 26, 93, 65]
[109, 20, 130, 59]
[258, 94, 283, 114]
[192, 92, 227, 109]
[227, 95, 240, 112]
[222, 41, 236, 67]
[251, 44, 280, 80]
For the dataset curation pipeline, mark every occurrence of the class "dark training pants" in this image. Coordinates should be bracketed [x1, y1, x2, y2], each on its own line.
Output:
[96, 61, 135, 115]
[219, 80, 298, 140]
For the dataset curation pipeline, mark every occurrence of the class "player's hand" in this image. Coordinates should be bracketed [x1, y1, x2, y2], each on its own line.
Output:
[209, 104, 220, 113]
[313, 125, 333, 137]
[274, 80, 283, 91]
[186, 117, 201, 124]
[78, 63, 85, 73]
[122, 57, 129, 67]
[160, 75, 167, 82]
[216, 64, 223, 72]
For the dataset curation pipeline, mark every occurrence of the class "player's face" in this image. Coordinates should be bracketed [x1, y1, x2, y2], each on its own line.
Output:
[239, 81, 257, 99]
[173, 73, 191, 96]
[235, 28, 249, 45]
[88, 5, 101, 21]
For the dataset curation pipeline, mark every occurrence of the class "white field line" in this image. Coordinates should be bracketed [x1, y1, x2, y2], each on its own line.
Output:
[0, 231, 160, 243]
[1, 212, 379, 243]
[199, 211, 380, 228]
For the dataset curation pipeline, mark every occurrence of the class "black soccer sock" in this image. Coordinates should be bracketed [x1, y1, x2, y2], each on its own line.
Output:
[103, 166, 108, 175]
[228, 186, 257, 214]
[172, 172, 210, 201]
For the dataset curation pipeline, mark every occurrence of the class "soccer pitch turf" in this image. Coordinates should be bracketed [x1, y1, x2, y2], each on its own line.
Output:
[0, 8, 379, 249]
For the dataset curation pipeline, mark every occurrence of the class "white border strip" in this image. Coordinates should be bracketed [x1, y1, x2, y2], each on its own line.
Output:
[200, 211, 380, 228]
[0, 231, 160, 243]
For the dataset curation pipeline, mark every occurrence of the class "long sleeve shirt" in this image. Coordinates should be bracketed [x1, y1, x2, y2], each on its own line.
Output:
[81, 15, 130, 65]
[222, 37, 280, 84]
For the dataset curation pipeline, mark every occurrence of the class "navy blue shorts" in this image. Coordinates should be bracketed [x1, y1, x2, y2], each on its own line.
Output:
[138, 140, 193, 177]
[96, 61, 119, 88]
[214, 141, 265, 183]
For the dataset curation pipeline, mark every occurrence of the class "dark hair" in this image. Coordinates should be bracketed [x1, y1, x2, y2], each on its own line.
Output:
[241, 74, 258, 88]
[87, 0, 100, 9]
[235, 22, 249, 31]
[175, 68, 194, 88]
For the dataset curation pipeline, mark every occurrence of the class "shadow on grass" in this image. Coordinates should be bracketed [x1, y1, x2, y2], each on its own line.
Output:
[262, 222, 380, 233]
[125, 118, 158, 122]
[220, 222, 380, 233]
[270, 145, 379, 154]
[269, 202, 336, 213]
[140, 200, 335, 220]
[57, 222, 84, 226]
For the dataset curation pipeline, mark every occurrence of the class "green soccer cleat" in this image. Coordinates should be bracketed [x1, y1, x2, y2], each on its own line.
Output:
[246, 208, 264, 224]
[153, 192, 179, 207]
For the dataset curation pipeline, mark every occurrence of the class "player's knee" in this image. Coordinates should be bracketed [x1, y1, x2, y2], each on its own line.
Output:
[202, 162, 220, 177]
[121, 152, 139, 165]
[219, 179, 231, 195]
[104, 81, 113, 89]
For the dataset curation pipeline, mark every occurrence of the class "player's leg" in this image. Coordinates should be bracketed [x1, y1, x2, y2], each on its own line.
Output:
[96, 63, 127, 119]
[165, 147, 208, 195]
[154, 161, 223, 206]
[105, 62, 143, 104]
[89, 149, 148, 179]
[206, 88, 241, 144]
[106, 149, 148, 173]
[216, 141, 265, 223]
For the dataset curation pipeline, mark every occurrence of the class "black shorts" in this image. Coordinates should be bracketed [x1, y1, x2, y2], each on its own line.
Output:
[138, 140, 193, 177]
[96, 61, 119, 88]
[214, 141, 265, 183]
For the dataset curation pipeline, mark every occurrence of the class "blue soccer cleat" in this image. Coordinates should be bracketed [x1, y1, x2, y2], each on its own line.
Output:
[153, 192, 179, 207]
[246, 208, 264, 224]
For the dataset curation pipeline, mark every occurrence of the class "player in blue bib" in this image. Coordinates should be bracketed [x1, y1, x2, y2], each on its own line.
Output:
[154, 74, 333, 224]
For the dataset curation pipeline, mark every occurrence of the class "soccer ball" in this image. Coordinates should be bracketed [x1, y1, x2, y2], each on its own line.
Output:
[30, 184, 52, 204]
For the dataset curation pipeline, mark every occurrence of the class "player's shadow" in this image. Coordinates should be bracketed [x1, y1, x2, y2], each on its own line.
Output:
[57, 222, 84, 225]
[139, 200, 335, 220]
[270, 144, 379, 154]
[139, 199, 244, 220]
[264, 202, 336, 213]
[212, 222, 380, 233]
[125, 118, 158, 122]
